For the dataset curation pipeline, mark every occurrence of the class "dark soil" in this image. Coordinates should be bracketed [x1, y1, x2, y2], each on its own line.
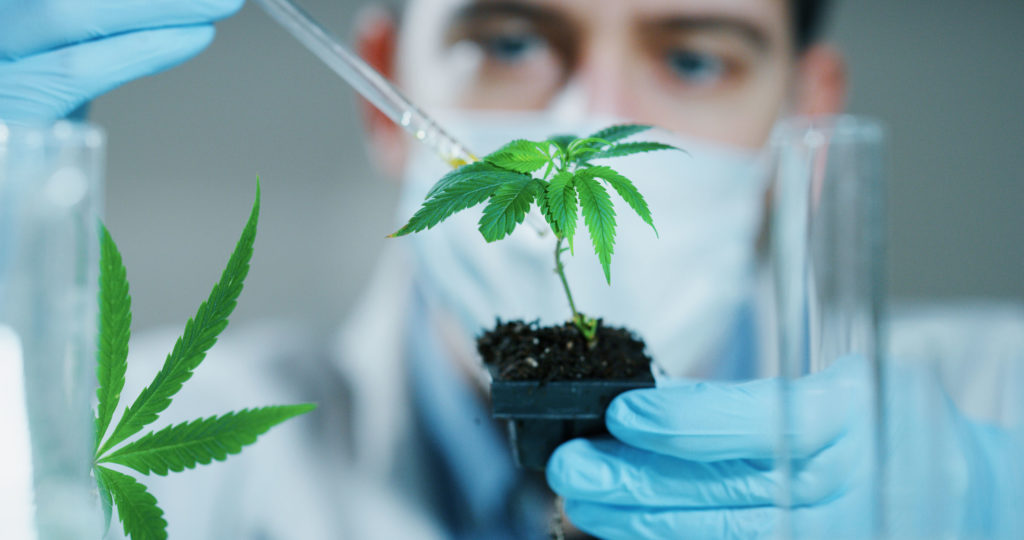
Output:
[477, 318, 652, 382]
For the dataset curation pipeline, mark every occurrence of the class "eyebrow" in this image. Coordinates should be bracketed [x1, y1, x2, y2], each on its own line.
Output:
[443, 1, 579, 66]
[643, 16, 773, 52]
[447, 1, 571, 30]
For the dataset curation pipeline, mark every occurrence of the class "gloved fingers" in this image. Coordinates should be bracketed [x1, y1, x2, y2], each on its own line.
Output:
[0, 0, 243, 60]
[605, 378, 785, 462]
[606, 355, 871, 461]
[0, 25, 215, 122]
[562, 499, 780, 540]
[547, 438, 781, 508]
[547, 437, 857, 509]
[564, 497, 871, 540]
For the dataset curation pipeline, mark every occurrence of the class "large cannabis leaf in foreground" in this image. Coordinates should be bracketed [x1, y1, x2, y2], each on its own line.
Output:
[93, 184, 316, 540]
[391, 124, 682, 341]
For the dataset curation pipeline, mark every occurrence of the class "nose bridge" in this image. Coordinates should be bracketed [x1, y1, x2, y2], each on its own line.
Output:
[557, 11, 635, 118]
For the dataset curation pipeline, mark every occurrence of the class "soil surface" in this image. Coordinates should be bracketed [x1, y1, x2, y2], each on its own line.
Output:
[477, 318, 653, 382]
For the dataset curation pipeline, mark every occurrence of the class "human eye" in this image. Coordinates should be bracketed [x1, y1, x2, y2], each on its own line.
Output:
[664, 49, 727, 86]
[470, 29, 548, 65]
[440, 6, 570, 108]
[482, 33, 545, 64]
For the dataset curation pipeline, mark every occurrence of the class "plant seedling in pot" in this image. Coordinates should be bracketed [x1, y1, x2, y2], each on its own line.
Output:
[391, 124, 682, 469]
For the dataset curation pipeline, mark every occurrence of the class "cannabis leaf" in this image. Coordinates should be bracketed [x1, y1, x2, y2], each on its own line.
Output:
[588, 141, 680, 160]
[546, 134, 577, 153]
[93, 183, 316, 540]
[575, 174, 617, 284]
[545, 170, 578, 252]
[96, 466, 167, 540]
[96, 224, 131, 448]
[478, 177, 544, 242]
[100, 405, 316, 475]
[96, 460, 114, 529]
[577, 165, 657, 237]
[484, 139, 552, 174]
[97, 186, 261, 457]
[392, 124, 682, 340]
[393, 162, 531, 237]
[587, 124, 652, 143]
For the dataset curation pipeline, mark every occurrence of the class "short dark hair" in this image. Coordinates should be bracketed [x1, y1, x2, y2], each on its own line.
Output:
[793, 0, 833, 50]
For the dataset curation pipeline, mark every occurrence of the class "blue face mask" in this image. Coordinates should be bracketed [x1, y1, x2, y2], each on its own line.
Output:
[398, 109, 770, 378]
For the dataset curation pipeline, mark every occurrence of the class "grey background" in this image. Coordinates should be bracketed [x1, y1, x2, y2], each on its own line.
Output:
[92, 0, 1024, 333]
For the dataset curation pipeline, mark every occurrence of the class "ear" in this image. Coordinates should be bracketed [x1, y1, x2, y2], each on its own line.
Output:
[792, 43, 847, 116]
[355, 5, 407, 178]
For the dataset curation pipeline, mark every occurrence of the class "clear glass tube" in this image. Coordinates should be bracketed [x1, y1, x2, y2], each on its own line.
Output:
[0, 120, 105, 539]
[770, 115, 887, 539]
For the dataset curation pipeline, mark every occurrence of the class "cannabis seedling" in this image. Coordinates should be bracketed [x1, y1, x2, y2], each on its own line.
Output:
[91, 184, 315, 540]
[391, 124, 680, 342]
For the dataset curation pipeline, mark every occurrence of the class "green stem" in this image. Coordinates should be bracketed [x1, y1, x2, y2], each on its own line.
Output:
[555, 237, 597, 342]
[555, 237, 580, 321]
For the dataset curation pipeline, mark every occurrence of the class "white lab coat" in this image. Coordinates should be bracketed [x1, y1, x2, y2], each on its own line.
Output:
[107, 245, 1024, 539]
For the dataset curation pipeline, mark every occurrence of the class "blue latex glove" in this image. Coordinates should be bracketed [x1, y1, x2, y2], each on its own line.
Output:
[547, 356, 1021, 539]
[0, 0, 244, 122]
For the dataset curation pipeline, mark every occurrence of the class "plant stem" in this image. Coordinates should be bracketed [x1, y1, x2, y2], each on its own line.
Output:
[554, 237, 580, 322]
[555, 237, 597, 343]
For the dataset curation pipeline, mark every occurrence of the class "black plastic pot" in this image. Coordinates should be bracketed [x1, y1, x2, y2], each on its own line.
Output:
[491, 377, 655, 470]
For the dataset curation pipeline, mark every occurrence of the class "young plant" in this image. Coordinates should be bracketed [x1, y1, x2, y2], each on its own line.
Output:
[391, 124, 681, 342]
[92, 184, 315, 540]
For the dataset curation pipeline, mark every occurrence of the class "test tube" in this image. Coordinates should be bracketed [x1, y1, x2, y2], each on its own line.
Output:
[770, 116, 887, 539]
[0, 121, 105, 539]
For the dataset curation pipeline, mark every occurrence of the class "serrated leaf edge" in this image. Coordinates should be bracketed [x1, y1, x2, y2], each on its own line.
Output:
[96, 466, 168, 540]
[99, 404, 316, 476]
[578, 165, 657, 237]
[96, 224, 132, 449]
[477, 177, 542, 242]
[575, 174, 617, 284]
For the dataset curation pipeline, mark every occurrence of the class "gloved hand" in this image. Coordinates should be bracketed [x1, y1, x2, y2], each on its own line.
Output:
[547, 355, 1021, 539]
[0, 0, 244, 122]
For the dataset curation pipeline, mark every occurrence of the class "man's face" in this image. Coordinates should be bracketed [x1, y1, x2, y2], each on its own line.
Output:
[394, 0, 798, 148]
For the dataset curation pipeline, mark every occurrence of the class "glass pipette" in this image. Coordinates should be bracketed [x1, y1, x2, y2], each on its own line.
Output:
[253, 0, 477, 168]
[254, 0, 550, 235]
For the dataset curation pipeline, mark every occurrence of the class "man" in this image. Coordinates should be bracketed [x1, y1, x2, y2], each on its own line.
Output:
[2, 1, 1020, 539]
[349, 3, 1020, 539]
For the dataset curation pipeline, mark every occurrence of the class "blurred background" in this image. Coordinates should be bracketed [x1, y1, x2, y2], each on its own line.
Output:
[92, 0, 1024, 335]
